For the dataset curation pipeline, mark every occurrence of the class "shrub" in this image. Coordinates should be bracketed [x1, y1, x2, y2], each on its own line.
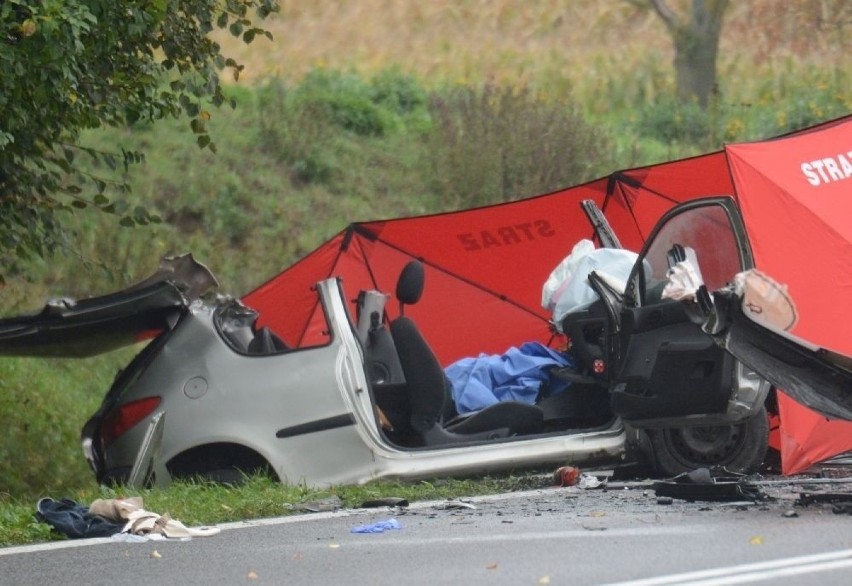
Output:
[253, 78, 338, 185]
[293, 69, 394, 137]
[633, 96, 716, 147]
[424, 83, 613, 209]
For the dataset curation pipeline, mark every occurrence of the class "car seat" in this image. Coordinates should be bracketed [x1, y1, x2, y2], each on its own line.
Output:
[388, 260, 544, 446]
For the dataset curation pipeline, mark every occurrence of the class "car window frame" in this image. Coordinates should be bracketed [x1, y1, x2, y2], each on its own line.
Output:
[623, 196, 754, 309]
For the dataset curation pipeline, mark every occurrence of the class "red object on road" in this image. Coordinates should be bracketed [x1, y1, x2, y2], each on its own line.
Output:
[554, 466, 580, 487]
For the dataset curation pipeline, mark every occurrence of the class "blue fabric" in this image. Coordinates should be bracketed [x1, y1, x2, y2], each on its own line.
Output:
[36, 497, 125, 539]
[445, 342, 575, 414]
[351, 518, 402, 533]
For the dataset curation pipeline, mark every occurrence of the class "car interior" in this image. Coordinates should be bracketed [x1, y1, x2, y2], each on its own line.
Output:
[362, 260, 615, 449]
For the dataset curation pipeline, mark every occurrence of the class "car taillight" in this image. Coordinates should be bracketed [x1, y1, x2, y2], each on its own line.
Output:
[100, 396, 161, 449]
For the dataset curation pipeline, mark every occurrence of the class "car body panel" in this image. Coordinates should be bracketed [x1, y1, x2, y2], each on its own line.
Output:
[700, 288, 852, 421]
[91, 279, 627, 487]
[0, 254, 217, 358]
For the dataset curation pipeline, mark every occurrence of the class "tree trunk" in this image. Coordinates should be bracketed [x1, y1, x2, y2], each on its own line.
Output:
[650, 0, 729, 108]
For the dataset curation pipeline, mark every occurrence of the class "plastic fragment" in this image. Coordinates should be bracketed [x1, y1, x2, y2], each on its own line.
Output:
[350, 518, 402, 534]
[578, 473, 606, 489]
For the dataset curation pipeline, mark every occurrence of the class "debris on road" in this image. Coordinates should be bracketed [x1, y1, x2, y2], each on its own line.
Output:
[652, 468, 768, 502]
[553, 465, 580, 486]
[350, 518, 402, 534]
[360, 497, 409, 508]
[294, 496, 343, 513]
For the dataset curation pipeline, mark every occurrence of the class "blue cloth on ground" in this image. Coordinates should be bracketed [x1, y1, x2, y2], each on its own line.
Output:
[36, 497, 125, 539]
[444, 342, 575, 415]
[351, 518, 402, 534]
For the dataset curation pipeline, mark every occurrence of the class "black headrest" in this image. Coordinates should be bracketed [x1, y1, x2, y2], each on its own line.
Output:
[396, 261, 424, 306]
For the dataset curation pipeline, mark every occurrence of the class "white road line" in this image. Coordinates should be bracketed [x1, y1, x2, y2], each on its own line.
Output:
[0, 488, 555, 556]
[602, 548, 852, 586]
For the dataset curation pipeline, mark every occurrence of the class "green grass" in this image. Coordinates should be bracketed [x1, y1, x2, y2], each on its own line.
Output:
[0, 472, 553, 547]
[0, 353, 133, 499]
[1, 0, 849, 548]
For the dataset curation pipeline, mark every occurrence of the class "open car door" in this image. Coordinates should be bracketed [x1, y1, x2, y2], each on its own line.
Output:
[608, 197, 770, 428]
[608, 196, 852, 426]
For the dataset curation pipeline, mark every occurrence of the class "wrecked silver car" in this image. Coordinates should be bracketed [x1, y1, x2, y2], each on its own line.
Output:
[2, 197, 850, 488]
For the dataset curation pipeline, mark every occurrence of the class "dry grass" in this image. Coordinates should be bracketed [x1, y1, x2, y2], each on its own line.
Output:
[216, 0, 850, 107]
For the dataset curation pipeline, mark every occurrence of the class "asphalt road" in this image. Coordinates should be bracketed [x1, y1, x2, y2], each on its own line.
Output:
[3, 472, 852, 586]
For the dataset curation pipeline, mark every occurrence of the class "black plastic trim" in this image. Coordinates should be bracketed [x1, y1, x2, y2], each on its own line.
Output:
[275, 413, 356, 438]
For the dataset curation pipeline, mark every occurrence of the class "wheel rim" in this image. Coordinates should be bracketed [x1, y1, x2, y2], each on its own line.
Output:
[663, 422, 746, 467]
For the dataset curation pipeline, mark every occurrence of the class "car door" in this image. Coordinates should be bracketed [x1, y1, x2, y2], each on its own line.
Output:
[608, 197, 769, 427]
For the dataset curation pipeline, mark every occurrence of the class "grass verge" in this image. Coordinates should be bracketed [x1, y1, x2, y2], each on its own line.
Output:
[0, 472, 553, 548]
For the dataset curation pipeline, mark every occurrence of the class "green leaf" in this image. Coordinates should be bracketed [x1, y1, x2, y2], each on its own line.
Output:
[197, 134, 211, 149]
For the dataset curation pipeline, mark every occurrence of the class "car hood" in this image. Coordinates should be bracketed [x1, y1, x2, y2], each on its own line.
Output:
[0, 254, 218, 358]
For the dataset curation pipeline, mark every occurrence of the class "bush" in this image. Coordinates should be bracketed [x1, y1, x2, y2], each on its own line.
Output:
[424, 83, 613, 208]
[253, 78, 338, 185]
[293, 69, 395, 137]
[749, 66, 851, 136]
[633, 97, 716, 147]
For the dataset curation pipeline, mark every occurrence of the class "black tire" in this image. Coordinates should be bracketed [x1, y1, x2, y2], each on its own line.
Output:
[642, 405, 769, 476]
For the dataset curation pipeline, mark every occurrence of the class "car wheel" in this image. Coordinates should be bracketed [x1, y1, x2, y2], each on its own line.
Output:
[642, 405, 769, 476]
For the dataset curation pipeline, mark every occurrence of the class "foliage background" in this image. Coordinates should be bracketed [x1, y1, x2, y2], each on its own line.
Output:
[0, 0, 850, 501]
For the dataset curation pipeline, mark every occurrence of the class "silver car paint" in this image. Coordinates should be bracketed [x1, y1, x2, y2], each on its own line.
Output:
[103, 279, 630, 487]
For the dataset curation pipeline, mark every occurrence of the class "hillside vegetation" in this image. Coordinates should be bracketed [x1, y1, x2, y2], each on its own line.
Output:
[0, 0, 849, 500]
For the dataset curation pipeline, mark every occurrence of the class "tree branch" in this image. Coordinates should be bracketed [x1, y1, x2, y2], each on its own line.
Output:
[649, 0, 680, 31]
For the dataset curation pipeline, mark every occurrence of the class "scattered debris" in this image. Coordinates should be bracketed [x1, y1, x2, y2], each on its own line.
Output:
[360, 497, 409, 508]
[35, 496, 220, 540]
[578, 473, 607, 489]
[435, 500, 477, 510]
[296, 495, 343, 513]
[796, 492, 852, 506]
[794, 491, 852, 515]
[350, 518, 402, 534]
[782, 510, 799, 518]
[554, 466, 580, 487]
[652, 468, 767, 502]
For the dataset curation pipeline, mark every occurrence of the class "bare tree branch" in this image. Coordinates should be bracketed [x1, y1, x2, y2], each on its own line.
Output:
[649, 0, 680, 30]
